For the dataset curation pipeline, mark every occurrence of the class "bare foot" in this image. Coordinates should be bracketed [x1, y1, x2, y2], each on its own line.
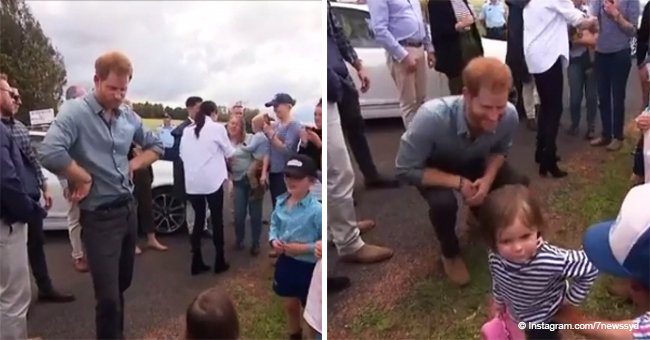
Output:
[148, 240, 168, 251]
[135, 245, 142, 255]
[73, 257, 89, 273]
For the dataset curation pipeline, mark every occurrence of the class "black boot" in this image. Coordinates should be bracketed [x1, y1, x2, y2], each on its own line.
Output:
[191, 251, 210, 276]
[213, 252, 230, 274]
[539, 152, 567, 178]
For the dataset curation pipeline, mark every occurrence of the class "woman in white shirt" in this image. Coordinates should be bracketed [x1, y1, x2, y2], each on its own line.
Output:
[180, 101, 235, 276]
[522, 0, 597, 178]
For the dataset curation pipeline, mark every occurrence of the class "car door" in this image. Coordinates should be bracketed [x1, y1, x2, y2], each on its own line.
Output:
[330, 4, 450, 119]
[29, 133, 68, 230]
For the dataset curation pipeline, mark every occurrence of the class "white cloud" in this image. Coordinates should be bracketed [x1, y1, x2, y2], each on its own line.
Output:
[26, 0, 323, 122]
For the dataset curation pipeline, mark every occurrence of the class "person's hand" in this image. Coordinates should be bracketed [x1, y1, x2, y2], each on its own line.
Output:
[42, 188, 53, 210]
[455, 15, 474, 31]
[283, 243, 308, 256]
[488, 298, 506, 318]
[69, 178, 92, 203]
[307, 130, 320, 143]
[357, 68, 370, 93]
[260, 172, 268, 186]
[315, 241, 322, 259]
[263, 123, 274, 136]
[132, 144, 143, 156]
[580, 16, 599, 33]
[299, 127, 309, 144]
[636, 114, 650, 131]
[466, 177, 490, 207]
[459, 177, 477, 201]
[400, 52, 417, 73]
[271, 240, 284, 254]
[427, 51, 436, 69]
[603, 0, 620, 18]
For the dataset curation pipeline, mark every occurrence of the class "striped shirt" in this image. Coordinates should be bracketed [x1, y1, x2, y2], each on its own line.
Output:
[451, 0, 473, 22]
[488, 241, 599, 324]
[634, 312, 650, 339]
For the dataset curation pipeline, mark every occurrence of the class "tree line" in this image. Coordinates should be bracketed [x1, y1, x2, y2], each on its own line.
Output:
[131, 101, 261, 123]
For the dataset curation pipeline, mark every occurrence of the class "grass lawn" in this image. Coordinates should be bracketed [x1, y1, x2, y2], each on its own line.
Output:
[348, 140, 638, 339]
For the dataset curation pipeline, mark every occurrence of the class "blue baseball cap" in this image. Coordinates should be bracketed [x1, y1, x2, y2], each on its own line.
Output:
[264, 93, 296, 107]
[583, 183, 650, 289]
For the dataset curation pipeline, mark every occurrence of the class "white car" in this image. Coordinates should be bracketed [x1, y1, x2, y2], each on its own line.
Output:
[330, 2, 507, 120]
[29, 130, 193, 234]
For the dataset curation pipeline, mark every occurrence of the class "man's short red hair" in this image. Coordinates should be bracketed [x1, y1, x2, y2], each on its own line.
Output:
[95, 51, 133, 81]
[462, 57, 513, 97]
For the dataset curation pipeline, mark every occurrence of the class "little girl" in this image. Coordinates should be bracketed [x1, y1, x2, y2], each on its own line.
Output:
[478, 185, 599, 340]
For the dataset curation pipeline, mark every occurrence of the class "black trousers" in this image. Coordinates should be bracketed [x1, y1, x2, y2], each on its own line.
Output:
[533, 58, 564, 161]
[80, 200, 137, 340]
[133, 167, 154, 235]
[187, 188, 225, 264]
[27, 193, 53, 293]
[338, 78, 380, 181]
[418, 159, 528, 258]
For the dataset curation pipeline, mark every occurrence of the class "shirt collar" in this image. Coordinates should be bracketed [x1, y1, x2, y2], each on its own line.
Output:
[277, 191, 315, 208]
[0, 115, 14, 125]
[85, 92, 126, 117]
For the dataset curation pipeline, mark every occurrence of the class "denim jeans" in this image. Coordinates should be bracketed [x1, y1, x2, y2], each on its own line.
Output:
[595, 49, 631, 140]
[233, 178, 263, 249]
[568, 51, 598, 131]
[269, 173, 287, 209]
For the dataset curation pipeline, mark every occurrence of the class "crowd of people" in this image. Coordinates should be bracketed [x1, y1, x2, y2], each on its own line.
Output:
[329, 0, 650, 338]
[0, 50, 324, 339]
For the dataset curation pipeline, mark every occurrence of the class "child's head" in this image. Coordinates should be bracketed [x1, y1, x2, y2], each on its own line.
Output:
[185, 287, 239, 340]
[583, 183, 650, 306]
[283, 154, 317, 197]
[251, 113, 266, 133]
[478, 185, 545, 263]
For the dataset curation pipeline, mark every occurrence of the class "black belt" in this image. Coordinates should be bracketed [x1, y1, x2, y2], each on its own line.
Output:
[398, 39, 423, 47]
[95, 195, 133, 211]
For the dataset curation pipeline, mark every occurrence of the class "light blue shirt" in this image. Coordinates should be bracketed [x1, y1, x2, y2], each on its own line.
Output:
[269, 120, 302, 174]
[242, 131, 270, 160]
[157, 125, 175, 148]
[480, 2, 507, 28]
[395, 95, 519, 185]
[590, 0, 640, 53]
[367, 0, 434, 62]
[39, 93, 163, 210]
[230, 134, 255, 181]
[269, 192, 322, 263]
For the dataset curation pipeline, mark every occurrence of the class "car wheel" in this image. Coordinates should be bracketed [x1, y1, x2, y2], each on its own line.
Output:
[152, 187, 187, 234]
[185, 204, 213, 237]
[631, 37, 637, 58]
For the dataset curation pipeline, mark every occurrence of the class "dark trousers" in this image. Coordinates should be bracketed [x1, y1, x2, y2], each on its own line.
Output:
[187, 188, 225, 264]
[269, 173, 287, 209]
[133, 168, 154, 235]
[568, 51, 597, 131]
[485, 26, 506, 40]
[534, 57, 564, 161]
[80, 200, 137, 340]
[418, 160, 528, 258]
[595, 49, 631, 140]
[27, 193, 53, 293]
[338, 79, 380, 181]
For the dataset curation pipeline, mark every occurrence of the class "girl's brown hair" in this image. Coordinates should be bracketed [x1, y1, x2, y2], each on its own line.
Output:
[227, 115, 246, 144]
[477, 184, 546, 249]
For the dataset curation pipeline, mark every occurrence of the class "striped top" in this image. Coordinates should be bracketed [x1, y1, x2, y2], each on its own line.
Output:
[451, 0, 473, 22]
[488, 240, 599, 324]
[633, 312, 650, 339]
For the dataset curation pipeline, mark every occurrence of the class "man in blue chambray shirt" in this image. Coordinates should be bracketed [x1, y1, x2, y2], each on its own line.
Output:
[395, 57, 528, 287]
[39, 51, 163, 339]
[480, 0, 507, 40]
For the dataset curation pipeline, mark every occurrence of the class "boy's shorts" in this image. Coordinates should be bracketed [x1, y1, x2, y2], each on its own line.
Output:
[273, 254, 316, 306]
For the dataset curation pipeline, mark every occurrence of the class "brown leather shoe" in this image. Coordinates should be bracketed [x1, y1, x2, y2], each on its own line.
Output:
[607, 278, 631, 300]
[73, 257, 89, 273]
[340, 244, 393, 264]
[441, 256, 470, 286]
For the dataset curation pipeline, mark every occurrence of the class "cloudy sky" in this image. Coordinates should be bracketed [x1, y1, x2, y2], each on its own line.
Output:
[27, 0, 323, 122]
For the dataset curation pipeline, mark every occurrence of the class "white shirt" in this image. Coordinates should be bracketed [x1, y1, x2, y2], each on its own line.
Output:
[303, 260, 322, 334]
[179, 119, 235, 195]
[523, 0, 587, 74]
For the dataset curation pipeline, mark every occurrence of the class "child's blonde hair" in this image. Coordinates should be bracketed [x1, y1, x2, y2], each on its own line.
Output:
[185, 287, 239, 340]
[477, 184, 546, 249]
[251, 113, 266, 132]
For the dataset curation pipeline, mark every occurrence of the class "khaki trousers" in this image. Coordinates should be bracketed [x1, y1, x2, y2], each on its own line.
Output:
[387, 46, 427, 128]
[0, 222, 31, 340]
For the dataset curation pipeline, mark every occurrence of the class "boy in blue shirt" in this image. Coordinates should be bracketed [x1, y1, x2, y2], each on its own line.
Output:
[269, 154, 322, 340]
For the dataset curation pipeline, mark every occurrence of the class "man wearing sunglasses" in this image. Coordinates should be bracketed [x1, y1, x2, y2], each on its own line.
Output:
[1, 86, 74, 304]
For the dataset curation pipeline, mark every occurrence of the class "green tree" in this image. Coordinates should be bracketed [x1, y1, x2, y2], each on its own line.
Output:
[0, 0, 67, 124]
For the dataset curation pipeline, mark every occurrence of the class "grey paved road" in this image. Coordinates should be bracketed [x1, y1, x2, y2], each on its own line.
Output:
[327, 67, 644, 325]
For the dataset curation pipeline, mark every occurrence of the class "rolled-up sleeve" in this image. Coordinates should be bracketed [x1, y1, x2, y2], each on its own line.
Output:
[131, 114, 164, 156]
[39, 104, 78, 173]
[394, 107, 439, 185]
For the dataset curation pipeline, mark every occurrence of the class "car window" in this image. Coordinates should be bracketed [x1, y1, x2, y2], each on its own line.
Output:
[331, 7, 381, 48]
[29, 134, 44, 154]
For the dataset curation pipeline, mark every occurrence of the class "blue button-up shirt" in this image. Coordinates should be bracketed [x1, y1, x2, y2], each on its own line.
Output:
[395, 95, 519, 185]
[368, 0, 434, 62]
[269, 120, 301, 174]
[39, 93, 163, 210]
[269, 192, 322, 263]
[590, 0, 640, 53]
[480, 2, 507, 28]
[157, 125, 175, 148]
